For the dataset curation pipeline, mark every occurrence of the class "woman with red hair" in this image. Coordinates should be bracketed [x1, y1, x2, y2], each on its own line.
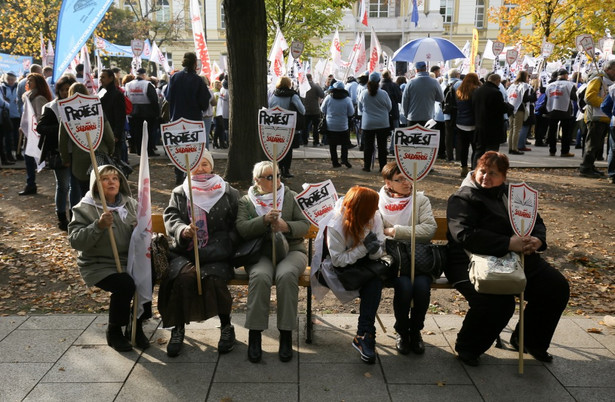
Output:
[311, 185, 387, 364]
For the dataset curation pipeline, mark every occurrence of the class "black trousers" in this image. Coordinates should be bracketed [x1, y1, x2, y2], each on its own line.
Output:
[363, 128, 390, 171]
[96, 273, 136, 326]
[304, 114, 321, 145]
[129, 116, 156, 153]
[327, 129, 350, 165]
[454, 257, 569, 356]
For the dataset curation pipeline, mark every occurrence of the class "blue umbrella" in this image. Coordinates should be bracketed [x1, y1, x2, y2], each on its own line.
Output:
[392, 37, 465, 63]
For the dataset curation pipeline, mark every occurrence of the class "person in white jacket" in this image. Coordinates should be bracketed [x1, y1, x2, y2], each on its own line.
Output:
[378, 162, 437, 355]
[310, 186, 386, 364]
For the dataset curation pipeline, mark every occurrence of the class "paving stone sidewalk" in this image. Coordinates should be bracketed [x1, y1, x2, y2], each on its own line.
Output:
[1, 313, 614, 401]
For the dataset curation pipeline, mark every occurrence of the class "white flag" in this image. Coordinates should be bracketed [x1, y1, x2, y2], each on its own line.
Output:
[190, 0, 212, 77]
[21, 97, 41, 163]
[150, 41, 172, 74]
[330, 29, 343, 67]
[349, 33, 367, 76]
[81, 45, 97, 94]
[127, 122, 153, 318]
[369, 27, 382, 73]
[269, 27, 288, 79]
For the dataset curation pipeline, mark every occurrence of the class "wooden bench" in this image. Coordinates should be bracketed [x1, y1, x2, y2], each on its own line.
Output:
[151, 215, 452, 344]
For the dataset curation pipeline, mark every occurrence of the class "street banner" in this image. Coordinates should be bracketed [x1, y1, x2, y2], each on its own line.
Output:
[58, 93, 104, 152]
[508, 182, 538, 238]
[258, 106, 296, 162]
[161, 118, 207, 173]
[95, 36, 152, 59]
[295, 180, 338, 227]
[470, 28, 479, 73]
[52, 0, 114, 82]
[190, 0, 212, 78]
[0, 53, 32, 76]
[506, 49, 519, 66]
[492, 41, 505, 57]
[393, 124, 439, 182]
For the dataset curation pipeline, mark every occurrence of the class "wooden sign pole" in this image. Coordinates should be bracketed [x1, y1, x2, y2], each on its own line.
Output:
[185, 154, 203, 295]
[519, 221, 526, 374]
[272, 144, 278, 267]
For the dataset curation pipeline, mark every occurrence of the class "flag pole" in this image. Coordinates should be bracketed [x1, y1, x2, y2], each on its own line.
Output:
[86, 132, 122, 273]
[185, 153, 203, 295]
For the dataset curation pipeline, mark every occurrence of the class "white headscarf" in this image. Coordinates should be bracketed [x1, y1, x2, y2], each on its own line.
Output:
[247, 183, 285, 216]
[378, 186, 412, 227]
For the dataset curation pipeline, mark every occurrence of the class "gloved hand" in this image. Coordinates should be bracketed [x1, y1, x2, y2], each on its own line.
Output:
[363, 231, 381, 254]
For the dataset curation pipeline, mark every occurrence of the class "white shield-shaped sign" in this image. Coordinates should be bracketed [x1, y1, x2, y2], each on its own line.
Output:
[541, 42, 554, 57]
[258, 106, 296, 162]
[290, 40, 304, 60]
[393, 125, 439, 182]
[161, 118, 207, 173]
[576, 34, 595, 58]
[508, 182, 539, 238]
[492, 41, 505, 57]
[131, 39, 144, 58]
[505, 49, 519, 66]
[294, 180, 338, 227]
[603, 38, 614, 57]
[58, 93, 104, 152]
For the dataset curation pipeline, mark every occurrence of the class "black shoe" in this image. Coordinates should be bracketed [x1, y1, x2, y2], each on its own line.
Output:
[508, 150, 524, 155]
[579, 169, 602, 178]
[332, 162, 342, 168]
[395, 333, 410, 355]
[348, 144, 357, 149]
[218, 324, 236, 354]
[167, 326, 185, 357]
[124, 319, 150, 350]
[409, 331, 425, 355]
[248, 330, 262, 363]
[343, 161, 352, 168]
[592, 167, 605, 176]
[6, 154, 16, 163]
[18, 186, 37, 196]
[1, 157, 15, 165]
[362, 167, 370, 172]
[107, 324, 133, 352]
[352, 333, 376, 364]
[510, 332, 553, 363]
[535, 142, 547, 147]
[279, 330, 293, 362]
[457, 351, 480, 366]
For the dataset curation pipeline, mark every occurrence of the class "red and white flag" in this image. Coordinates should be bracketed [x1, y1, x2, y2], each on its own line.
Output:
[269, 27, 288, 79]
[349, 33, 367, 75]
[21, 97, 41, 164]
[358, 0, 369, 27]
[369, 27, 382, 73]
[127, 122, 153, 318]
[40, 33, 47, 67]
[190, 0, 212, 78]
[150, 41, 172, 74]
[81, 45, 97, 94]
[330, 29, 343, 68]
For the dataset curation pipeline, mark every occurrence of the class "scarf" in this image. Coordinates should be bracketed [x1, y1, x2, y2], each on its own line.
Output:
[378, 186, 412, 227]
[81, 192, 128, 222]
[248, 183, 285, 216]
[183, 174, 226, 249]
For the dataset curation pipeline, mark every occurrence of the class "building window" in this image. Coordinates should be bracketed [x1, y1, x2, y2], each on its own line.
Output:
[156, 0, 170, 22]
[220, 3, 226, 29]
[475, 0, 484, 29]
[440, 0, 453, 24]
[369, 0, 389, 18]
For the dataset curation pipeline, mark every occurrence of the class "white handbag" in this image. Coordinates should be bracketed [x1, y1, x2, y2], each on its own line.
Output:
[468, 252, 526, 295]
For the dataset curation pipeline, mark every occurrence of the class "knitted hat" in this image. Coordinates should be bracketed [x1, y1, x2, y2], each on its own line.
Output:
[369, 72, 381, 82]
[201, 150, 214, 170]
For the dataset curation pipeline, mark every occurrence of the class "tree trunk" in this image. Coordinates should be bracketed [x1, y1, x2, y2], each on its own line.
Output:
[223, 0, 268, 184]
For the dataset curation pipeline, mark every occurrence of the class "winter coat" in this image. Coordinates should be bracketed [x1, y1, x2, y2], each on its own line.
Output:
[68, 165, 137, 287]
[321, 89, 354, 132]
[445, 172, 548, 285]
[380, 78, 402, 120]
[164, 67, 211, 121]
[358, 88, 392, 130]
[99, 83, 127, 141]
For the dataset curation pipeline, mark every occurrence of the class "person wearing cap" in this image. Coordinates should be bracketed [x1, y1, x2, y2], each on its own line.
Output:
[401, 61, 444, 126]
[358, 71, 392, 172]
[544, 68, 577, 157]
[125, 67, 160, 156]
[161, 150, 240, 357]
[321, 81, 355, 168]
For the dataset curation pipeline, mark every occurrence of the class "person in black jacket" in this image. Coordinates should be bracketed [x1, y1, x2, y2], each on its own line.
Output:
[446, 151, 569, 367]
[471, 74, 512, 168]
[99, 69, 127, 161]
[380, 70, 402, 155]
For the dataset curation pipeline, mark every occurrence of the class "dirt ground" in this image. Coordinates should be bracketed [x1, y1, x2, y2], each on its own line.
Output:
[0, 157, 614, 319]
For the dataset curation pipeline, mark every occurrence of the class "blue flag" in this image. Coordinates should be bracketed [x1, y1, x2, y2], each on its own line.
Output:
[52, 0, 115, 82]
[411, 0, 419, 27]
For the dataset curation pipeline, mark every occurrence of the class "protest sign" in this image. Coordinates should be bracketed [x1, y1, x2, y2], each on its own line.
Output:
[291, 40, 304, 60]
[506, 49, 519, 66]
[131, 39, 144, 57]
[576, 34, 595, 58]
[58, 93, 104, 152]
[492, 41, 505, 57]
[161, 118, 207, 173]
[295, 180, 338, 227]
[541, 42, 554, 58]
[393, 124, 440, 182]
[508, 182, 539, 238]
[258, 106, 296, 162]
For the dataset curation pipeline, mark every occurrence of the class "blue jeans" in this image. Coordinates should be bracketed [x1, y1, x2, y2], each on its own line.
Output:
[24, 155, 36, 187]
[54, 167, 81, 213]
[608, 126, 615, 178]
[357, 277, 383, 336]
[393, 274, 432, 335]
[517, 124, 531, 149]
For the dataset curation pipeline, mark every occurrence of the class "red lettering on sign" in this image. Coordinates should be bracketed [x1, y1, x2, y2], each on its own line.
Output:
[266, 136, 285, 143]
[403, 152, 428, 160]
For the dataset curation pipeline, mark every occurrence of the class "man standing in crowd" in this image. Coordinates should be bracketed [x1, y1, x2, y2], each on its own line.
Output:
[164, 52, 212, 184]
[125, 68, 160, 156]
[302, 73, 325, 146]
[401, 61, 443, 126]
[545, 68, 576, 158]
[442, 68, 461, 162]
[99, 69, 126, 161]
[472, 73, 511, 167]
[579, 59, 615, 178]
[1, 71, 20, 163]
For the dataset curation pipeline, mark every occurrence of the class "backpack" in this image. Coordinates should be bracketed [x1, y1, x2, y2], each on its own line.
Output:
[442, 82, 457, 116]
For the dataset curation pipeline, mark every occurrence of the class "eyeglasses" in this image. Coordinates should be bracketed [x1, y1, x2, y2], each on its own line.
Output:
[259, 174, 281, 181]
[392, 177, 410, 183]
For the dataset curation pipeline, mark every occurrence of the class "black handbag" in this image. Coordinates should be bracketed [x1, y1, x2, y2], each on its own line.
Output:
[45, 151, 64, 170]
[386, 239, 447, 280]
[231, 236, 264, 268]
[334, 255, 394, 291]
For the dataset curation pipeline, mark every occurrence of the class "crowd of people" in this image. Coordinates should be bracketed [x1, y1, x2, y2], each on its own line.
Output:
[2, 51, 591, 367]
